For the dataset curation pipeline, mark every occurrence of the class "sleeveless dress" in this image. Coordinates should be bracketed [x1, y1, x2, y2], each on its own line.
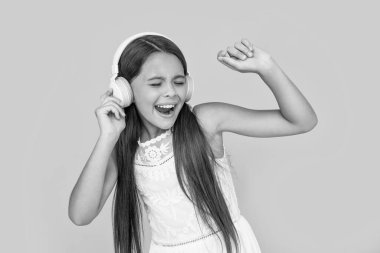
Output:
[134, 129, 262, 253]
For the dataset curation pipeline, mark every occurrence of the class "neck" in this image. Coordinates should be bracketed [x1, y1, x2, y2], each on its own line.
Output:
[141, 127, 171, 143]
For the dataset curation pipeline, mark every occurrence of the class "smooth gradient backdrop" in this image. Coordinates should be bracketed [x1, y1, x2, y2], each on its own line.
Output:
[1, 0, 379, 252]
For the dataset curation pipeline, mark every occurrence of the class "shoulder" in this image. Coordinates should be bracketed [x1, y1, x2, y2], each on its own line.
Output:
[192, 103, 225, 157]
[192, 102, 222, 136]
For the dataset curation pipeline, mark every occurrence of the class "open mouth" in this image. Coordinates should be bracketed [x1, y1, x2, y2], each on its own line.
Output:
[154, 104, 177, 116]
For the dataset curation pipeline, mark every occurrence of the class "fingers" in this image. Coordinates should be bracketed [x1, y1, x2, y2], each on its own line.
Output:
[241, 38, 253, 52]
[217, 50, 229, 58]
[219, 55, 239, 70]
[217, 38, 255, 61]
[236, 39, 254, 57]
[100, 89, 124, 108]
[100, 88, 113, 101]
[217, 50, 228, 62]
[100, 93, 126, 119]
[104, 100, 125, 117]
[102, 103, 125, 120]
[227, 46, 247, 60]
[102, 95, 122, 106]
[217, 49, 238, 68]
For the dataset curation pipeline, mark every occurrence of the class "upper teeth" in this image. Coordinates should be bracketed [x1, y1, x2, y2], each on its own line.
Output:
[156, 104, 175, 108]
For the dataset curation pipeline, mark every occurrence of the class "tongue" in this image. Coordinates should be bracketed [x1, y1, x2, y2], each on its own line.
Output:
[155, 106, 171, 113]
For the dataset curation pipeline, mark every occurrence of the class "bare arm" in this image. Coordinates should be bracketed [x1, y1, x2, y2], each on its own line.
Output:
[257, 59, 318, 130]
[96, 146, 118, 216]
[199, 39, 318, 137]
[68, 135, 118, 226]
[193, 60, 317, 138]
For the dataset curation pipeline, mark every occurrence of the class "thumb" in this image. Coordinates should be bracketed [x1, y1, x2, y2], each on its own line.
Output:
[217, 50, 229, 59]
[218, 56, 238, 68]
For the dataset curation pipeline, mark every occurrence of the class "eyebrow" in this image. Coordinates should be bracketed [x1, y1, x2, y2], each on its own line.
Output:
[147, 74, 185, 81]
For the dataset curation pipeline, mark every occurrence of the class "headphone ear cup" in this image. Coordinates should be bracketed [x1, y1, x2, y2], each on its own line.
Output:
[109, 77, 134, 108]
[185, 75, 194, 102]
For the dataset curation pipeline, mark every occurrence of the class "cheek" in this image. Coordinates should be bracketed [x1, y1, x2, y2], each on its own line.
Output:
[177, 86, 188, 99]
[134, 101, 152, 116]
[134, 92, 155, 106]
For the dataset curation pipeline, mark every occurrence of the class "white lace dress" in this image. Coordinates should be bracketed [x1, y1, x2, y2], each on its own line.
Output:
[134, 129, 262, 253]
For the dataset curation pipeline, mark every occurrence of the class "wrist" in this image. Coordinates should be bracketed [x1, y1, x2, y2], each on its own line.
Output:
[99, 133, 119, 144]
[257, 56, 280, 77]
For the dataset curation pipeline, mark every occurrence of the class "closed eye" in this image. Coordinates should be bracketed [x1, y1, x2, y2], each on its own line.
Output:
[150, 82, 185, 87]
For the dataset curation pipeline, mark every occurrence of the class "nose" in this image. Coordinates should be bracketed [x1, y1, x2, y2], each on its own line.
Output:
[163, 82, 177, 97]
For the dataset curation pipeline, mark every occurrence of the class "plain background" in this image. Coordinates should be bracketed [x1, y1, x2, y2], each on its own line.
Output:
[1, 0, 379, 252]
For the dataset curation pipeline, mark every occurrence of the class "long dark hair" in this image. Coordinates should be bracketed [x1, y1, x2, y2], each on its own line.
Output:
[112, 35, 240, 253]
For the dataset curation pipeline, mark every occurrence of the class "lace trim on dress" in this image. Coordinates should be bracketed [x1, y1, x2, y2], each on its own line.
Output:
[137, 128, 172, 147]
[136, 136, 173, 166]
[135, 155, 174, 167]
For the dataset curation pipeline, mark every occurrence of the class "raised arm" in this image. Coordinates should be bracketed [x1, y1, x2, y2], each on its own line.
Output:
[193, 38, 317, 138]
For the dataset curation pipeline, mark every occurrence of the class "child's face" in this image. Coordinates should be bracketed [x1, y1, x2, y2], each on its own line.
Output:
[131, 52, 187, 133]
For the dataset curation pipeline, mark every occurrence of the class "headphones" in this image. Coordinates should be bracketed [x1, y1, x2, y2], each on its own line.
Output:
[109, 32, 194, 108]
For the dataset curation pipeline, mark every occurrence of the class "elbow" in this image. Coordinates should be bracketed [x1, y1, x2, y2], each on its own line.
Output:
[300, 116, 318, 133]
[68, 206, 95, 226]
[309, 115, 318, 131]
[68, 212, 93, 226]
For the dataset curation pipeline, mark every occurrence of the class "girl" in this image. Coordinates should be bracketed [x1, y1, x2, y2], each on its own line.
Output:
[69, 32, 318, 253]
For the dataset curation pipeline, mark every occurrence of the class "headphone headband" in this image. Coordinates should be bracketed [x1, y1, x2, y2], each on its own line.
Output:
[111, 32, 174, 78]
